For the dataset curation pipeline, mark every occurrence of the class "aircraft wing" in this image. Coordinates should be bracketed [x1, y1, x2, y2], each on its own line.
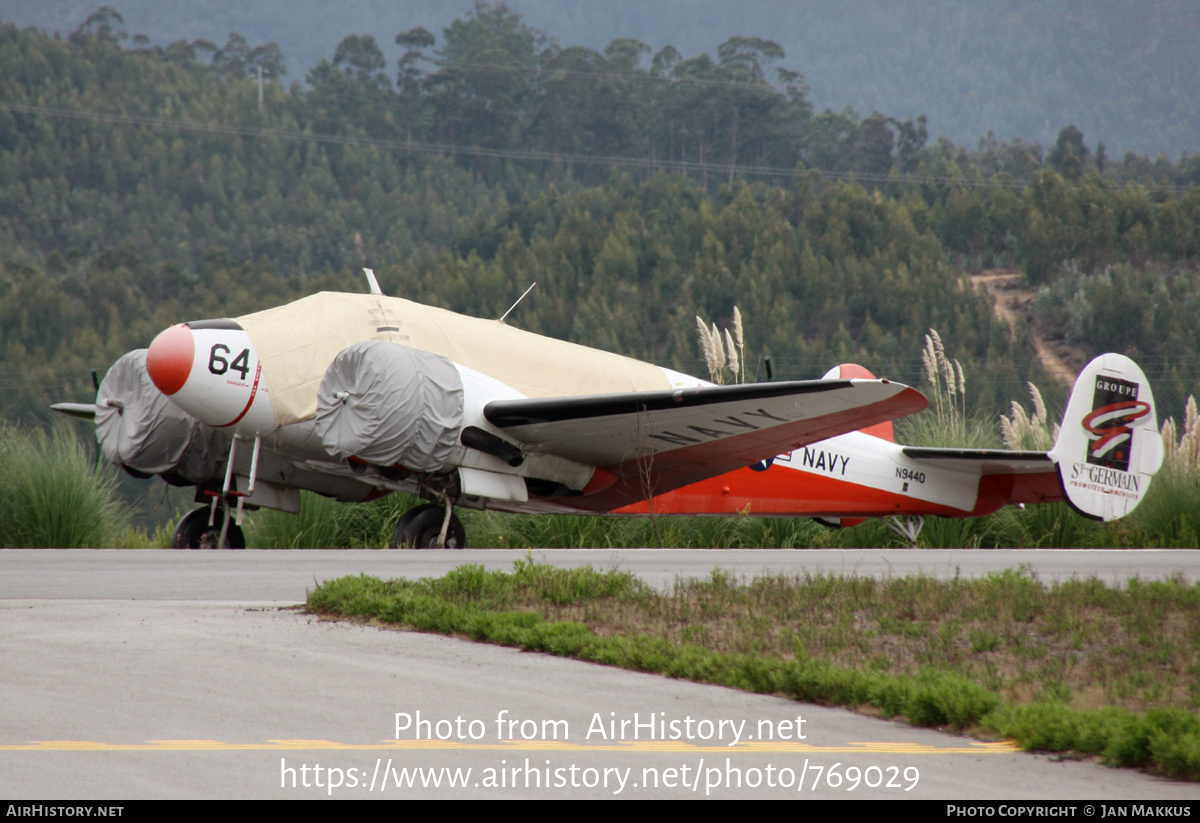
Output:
[902, 447, 1063, 505]
[486, 379, 926, 503]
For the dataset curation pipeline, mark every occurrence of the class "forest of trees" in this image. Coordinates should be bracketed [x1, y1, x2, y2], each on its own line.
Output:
[5, 0, 1197, 158]
[1, 4, 1198, 430]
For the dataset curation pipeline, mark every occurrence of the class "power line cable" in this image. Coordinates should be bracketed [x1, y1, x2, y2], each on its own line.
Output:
[3, 101, 1195, 194]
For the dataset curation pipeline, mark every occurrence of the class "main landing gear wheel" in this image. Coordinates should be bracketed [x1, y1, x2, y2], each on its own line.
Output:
[171, 506, 246, 550]
[390, 503, 466, 549]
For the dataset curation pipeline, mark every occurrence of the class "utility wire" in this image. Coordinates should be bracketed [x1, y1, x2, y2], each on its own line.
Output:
[2, 101, 1196, 194]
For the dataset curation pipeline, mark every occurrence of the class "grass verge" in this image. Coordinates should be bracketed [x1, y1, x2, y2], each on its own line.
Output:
[308, 562, 1200, 780]
[0, 423, 130, 547]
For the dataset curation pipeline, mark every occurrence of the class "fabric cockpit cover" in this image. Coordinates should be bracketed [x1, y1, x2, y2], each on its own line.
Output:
[314, 341, 464, 473]
[95, 349, 227, 481]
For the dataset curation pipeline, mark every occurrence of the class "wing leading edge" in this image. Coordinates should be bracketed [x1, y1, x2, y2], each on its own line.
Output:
[487, 379, 927, 509]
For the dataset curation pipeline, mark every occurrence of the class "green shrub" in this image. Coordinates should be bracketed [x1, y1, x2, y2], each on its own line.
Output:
[0, 424, 130, 548]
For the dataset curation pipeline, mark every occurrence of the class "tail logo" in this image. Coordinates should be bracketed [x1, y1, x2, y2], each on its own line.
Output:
[1082, 376, 1150, 472]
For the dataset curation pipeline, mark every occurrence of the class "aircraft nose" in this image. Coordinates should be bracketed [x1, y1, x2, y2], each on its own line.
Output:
[146, 324, 194, 396]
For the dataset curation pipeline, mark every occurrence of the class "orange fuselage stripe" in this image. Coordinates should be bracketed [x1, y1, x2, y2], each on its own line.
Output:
[612, 465, 1062, 519]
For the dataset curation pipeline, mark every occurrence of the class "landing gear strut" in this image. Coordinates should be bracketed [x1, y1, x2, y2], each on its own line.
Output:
[390, 503, 466, 549]
[171, 506, 246, 549]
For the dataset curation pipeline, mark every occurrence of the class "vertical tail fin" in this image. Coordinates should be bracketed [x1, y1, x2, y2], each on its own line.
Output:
[817, 364, 891, 527]
[822, 363, 895, 441]
[1049, 353, 1163, 521]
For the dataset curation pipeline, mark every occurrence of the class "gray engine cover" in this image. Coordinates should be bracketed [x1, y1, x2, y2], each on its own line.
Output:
[313, 341, 464, 473]
[96, 349, 228, 482]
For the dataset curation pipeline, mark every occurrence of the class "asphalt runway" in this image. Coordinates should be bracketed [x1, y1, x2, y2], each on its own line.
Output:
[3, 548, 1199, 800]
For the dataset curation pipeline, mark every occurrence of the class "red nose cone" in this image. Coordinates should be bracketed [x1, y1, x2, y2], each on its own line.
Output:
[146, 324, 194, 395]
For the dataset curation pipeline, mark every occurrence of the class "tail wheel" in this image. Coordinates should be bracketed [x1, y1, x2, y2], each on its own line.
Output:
[390, 504, 466, 549]
[171, 506, 246, 550]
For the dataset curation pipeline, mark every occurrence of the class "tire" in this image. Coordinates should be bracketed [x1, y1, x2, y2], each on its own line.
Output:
[171, 506, 246, 550]
[390, 504, 466, 549]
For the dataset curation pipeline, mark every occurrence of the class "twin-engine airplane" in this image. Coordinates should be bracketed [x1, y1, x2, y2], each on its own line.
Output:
[55, 272, 1162, 548]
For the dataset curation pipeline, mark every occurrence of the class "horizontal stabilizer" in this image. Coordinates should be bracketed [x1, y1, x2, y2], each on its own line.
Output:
[902, 447, 1052, 472]
[902, 447, 1061, 507]
[51, 402, 100, 420]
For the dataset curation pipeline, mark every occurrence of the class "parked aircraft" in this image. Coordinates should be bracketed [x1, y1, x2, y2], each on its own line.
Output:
[54, 273, 1162, 548]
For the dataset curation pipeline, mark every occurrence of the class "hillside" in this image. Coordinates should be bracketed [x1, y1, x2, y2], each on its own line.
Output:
[0, 4, 1197, 430]
[1, 0, 1197, 157]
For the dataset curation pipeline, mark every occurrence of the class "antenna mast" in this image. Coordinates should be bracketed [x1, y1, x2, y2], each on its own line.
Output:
[499, 282, 537, 323]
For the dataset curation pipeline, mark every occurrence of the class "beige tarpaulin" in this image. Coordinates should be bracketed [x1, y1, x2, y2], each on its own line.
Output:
[237, 292, 671, 428]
